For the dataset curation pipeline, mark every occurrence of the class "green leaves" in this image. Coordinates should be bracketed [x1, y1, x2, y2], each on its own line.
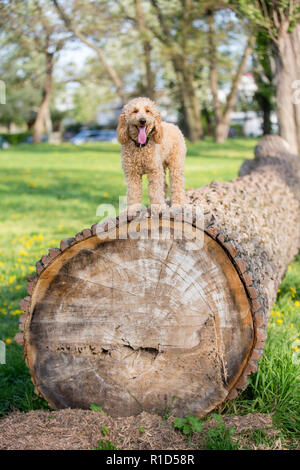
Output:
[90, 403, 103, 412]
[173, 414, 202, 436]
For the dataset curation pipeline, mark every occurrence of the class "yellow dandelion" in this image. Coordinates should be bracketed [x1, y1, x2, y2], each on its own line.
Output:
[19, 250, 27, 256]
[5, 338, 12, 344]
[276, 311, 280, 317]
[290, 323, 294, 328]
[277, 289, 280, 293]
[12, 309, 23, 315]
[16, 285, 22, 290]
[9, 276, 15, 284]
[29, 266, 35, 272]
[290, 287, 296, 298]
[295, 300, 300, 307]
[293, 346, 299, 352]
[277, 319, 283, 324]
[0, 262, 4, 267]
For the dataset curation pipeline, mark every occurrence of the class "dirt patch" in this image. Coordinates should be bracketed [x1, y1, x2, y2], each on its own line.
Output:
[0, 409, 275, 450]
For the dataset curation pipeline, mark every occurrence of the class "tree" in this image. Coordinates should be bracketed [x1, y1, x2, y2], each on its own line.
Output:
[1, 0, 70, 143]
[0, 43, 43, 130]
[53, 0, 127, 104]
[237, 0, 300, 154]
[134, 0, 156, 100]
[207, 8, 254, 142]
[252, 32, 276, 135]
[148, 0, 204, 141]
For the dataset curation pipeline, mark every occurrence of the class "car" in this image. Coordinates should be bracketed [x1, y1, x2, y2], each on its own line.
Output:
[71, 129, 118, 145]
[0, 136, 9, 149]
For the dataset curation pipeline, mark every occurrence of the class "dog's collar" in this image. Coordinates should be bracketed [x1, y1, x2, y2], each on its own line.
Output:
[130, 136, 149, 148]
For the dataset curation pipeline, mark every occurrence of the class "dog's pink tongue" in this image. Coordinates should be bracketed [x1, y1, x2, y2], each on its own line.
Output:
[138, 126, 147, 145]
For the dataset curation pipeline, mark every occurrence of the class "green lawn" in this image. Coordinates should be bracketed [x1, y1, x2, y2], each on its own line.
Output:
[0, 138, 299, 449]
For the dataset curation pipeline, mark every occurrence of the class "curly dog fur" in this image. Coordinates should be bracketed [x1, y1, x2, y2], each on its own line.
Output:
[117, 97, 186, 212]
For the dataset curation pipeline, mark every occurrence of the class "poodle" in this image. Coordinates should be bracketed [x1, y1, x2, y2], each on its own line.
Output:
[117, 97, 186, 213]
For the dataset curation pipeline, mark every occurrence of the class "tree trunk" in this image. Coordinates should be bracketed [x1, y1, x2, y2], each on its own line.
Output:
[135, 0, 156, 100]
[33, 52, 53, 144]
[275, 24, 300, 154]
[291, 23, 300, 154]
[262, 98, 272, 135]
[173, 57, 203, 142]
[16, 135, 300, 417]
[214, 120, 230, 142]
[207, 11, 253, 143]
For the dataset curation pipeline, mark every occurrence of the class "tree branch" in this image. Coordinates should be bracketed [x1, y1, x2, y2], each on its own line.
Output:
[52, 0, 126, 103]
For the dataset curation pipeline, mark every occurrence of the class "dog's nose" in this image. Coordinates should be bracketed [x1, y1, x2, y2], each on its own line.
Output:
[139, 118, 146, 125]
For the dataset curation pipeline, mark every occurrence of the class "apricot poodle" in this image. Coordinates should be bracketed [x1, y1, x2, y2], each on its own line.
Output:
[117, 97, 186, 212]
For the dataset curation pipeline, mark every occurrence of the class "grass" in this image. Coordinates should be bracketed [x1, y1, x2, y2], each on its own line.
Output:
[0, 138, 299, 449]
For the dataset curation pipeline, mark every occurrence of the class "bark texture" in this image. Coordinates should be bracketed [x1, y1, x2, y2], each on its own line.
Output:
[33, 51, 53, 144]
[273, 22, 300, 154]
[16, 135, 300, 417]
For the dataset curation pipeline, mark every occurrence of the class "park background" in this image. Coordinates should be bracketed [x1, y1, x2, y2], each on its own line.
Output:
[0, 0, 299, 450]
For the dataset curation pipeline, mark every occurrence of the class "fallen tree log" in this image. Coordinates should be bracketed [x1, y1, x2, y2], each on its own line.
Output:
[16, 135, 300, 417]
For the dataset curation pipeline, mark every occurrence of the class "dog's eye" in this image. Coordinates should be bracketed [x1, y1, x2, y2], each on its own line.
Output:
[145, 109, 150, 113]
[133, 109, 138, 113]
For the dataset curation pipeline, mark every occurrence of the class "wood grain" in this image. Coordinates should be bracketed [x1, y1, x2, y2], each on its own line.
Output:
[25, 219, 252, 417]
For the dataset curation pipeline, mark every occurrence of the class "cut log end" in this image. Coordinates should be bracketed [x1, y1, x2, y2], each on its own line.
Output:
[19, 136, 300, 418]
[23, 219, 255, 417]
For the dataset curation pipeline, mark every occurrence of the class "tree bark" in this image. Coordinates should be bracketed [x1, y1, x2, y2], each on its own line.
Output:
[33, 51, 53, 144]
[291, 24, 300, 154]
[274, 37, 298, 154]
[259, 6, 300, 154]
[17, 135, 300, 417]
[172, 56, 203, 141]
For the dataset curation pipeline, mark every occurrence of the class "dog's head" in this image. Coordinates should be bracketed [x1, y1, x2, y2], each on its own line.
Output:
[117, 97, 163, 145]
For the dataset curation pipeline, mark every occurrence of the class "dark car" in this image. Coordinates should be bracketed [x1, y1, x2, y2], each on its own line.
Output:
[0, 136, 9, 149]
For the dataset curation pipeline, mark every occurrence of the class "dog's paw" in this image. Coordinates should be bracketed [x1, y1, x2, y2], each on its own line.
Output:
[126, 204, 144, 216]
[150, 203, 167, 215]
[166, 204, 183, 218]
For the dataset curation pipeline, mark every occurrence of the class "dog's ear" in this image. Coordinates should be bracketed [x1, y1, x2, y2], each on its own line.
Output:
[153, 113, 163, 144]
[117, 113, 129, 144]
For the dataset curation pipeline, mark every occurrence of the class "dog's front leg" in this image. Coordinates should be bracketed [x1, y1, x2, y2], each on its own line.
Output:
[125, 171, 143, 213]
[169, 164, 185, 208]
[147, 168, 166, 212]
